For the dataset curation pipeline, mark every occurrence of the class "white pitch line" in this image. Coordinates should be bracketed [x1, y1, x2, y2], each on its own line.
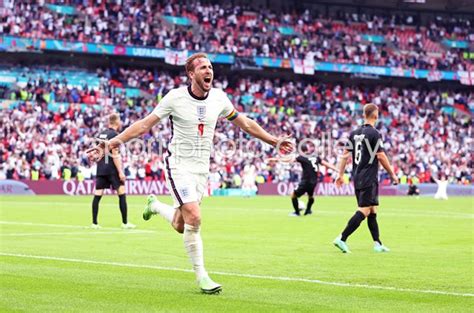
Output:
[0, 252, 472, 298]
[1, 201, 472, 219]
[0, 221, 156, 233]
[1, 231, 151, 237]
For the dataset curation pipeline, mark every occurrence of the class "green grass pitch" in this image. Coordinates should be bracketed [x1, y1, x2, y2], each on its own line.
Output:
[1, 195, 472, 312]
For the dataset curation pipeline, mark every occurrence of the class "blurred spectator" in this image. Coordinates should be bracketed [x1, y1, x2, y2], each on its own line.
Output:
[0, 67, 472, 185]
[1, 1, 471, 70]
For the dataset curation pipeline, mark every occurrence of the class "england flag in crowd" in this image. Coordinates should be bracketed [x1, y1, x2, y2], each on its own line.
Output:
[292, 57, 315, 75]
[165, 49, 188, 66]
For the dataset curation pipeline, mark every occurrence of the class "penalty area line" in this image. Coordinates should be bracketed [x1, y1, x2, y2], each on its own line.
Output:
[0, 252, 472, 298]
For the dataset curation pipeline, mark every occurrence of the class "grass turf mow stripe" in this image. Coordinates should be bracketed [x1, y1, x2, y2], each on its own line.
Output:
[1, 252, 472, 298]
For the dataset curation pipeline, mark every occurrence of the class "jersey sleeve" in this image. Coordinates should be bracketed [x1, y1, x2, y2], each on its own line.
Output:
[152, 90, 174, 120]
[108, 130, 118, 140]
[374, 131, 385, 153]
[296, 155, 304, 164]
[346, 131, 355, 151]
[219, 91, 239, 121]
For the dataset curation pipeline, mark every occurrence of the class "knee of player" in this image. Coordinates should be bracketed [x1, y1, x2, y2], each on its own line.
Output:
[117, 187, 126, 195]
[186, 213, 201, 226]
[173, 221, 185, 234]
[291, 193, 298, 199]
[358, 207, 372, 217]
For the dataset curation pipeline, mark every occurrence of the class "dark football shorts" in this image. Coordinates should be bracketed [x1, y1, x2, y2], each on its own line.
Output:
[95, 173, 123, 190]
[407, 185, 419, 196]
[355, 183, 379, 207]
[294, 181, 317, 197]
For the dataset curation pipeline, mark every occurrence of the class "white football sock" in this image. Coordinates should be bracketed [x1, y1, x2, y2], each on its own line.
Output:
[151, 201, 175, 223]
[183, 224, 207, 281]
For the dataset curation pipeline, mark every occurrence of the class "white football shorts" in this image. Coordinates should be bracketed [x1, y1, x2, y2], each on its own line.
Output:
[165, 168, 208, 208]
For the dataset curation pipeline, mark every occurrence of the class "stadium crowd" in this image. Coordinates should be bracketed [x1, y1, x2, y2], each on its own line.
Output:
[1, 69, 472, 185]
[0, 65, 166, 108]
[1, 0, 472, 71]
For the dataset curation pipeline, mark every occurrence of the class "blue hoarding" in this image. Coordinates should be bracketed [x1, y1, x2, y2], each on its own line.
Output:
[0, 35, 459, 82]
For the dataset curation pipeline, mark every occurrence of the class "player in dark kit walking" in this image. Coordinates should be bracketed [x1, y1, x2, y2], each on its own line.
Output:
[334, 104, 398, 253]
[269, 144, 337, 216]
[91, 113, 135, 229]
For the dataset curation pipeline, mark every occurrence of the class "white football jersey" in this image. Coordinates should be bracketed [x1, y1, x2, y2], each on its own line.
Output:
[153, 86, 238, 174]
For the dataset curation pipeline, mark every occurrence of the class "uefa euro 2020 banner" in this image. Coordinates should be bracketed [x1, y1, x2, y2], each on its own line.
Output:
[1, 35, 466, 83]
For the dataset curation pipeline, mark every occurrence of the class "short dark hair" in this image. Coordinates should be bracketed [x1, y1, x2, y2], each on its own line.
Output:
[185, 52, 209, 78]
[300, 142, 315, 153]
[363, 103, 378, 119]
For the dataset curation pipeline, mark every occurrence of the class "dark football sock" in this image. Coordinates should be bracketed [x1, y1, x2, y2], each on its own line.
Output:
[291, 197, 300, 214]
[341, 211, 366, 242]
[306, 197, 315, 212]
[92, 195, 102, 224]
[367, 213, 382, 245]
[119, 194, 128, 224]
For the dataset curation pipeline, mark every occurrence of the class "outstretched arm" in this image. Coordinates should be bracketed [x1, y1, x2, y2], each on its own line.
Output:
[335, 149, 351, 187]
[231, 114, 277, 146]
[87, 113, 161, 162]
[321, 160, 338, 172]
[377, 151, 399, 185]
[231, 114, 293, 152]
[109, 114, 161, 149]
[267, 155, 296, 163]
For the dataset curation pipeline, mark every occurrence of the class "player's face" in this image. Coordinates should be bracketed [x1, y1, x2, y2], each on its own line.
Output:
[191, 58, 213, 93]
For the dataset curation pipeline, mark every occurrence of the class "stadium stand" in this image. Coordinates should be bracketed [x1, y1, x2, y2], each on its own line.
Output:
[0, 67, 472, 185]
[1, 0, 472, 70]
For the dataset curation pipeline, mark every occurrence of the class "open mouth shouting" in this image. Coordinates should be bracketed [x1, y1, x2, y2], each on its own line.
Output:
[202, 76, 212, 90]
